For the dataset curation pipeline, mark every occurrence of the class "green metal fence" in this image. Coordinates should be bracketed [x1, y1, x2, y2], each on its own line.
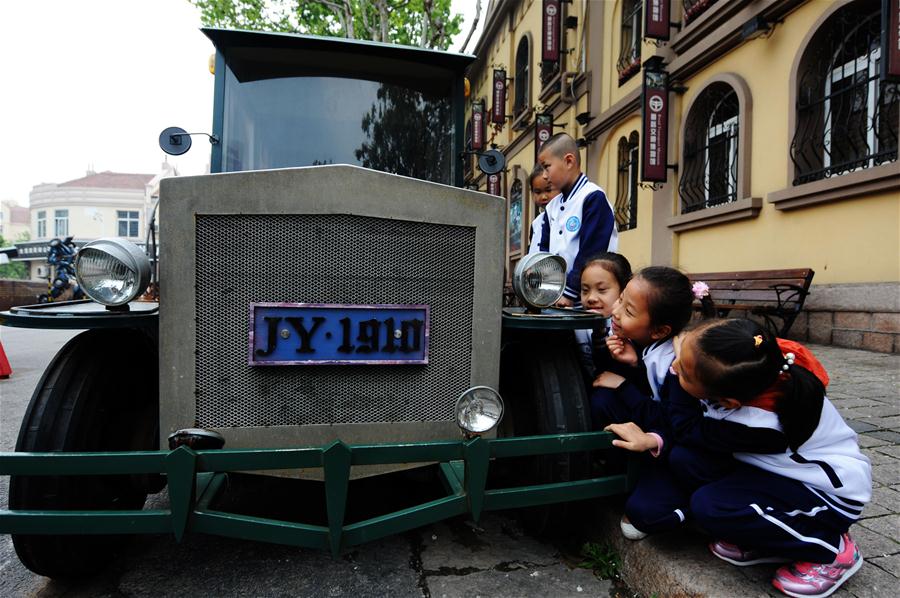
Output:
[0, 431, 634, 556]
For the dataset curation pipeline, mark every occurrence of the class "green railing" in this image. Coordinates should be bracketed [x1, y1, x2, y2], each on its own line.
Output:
[0, 431, 635, 556]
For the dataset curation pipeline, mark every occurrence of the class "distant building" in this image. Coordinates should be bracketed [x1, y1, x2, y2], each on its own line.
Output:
[15, 165, 174, 280]
[0, 199, 30, 241]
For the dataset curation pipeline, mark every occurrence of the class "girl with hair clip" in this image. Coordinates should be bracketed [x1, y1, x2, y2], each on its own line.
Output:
[611, 319, 871, 598]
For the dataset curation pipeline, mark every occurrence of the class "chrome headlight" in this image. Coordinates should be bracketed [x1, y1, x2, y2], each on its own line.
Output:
[512, 252, 566, 309]
[75, 238, 151, 306]
[455, 386, 504, 435]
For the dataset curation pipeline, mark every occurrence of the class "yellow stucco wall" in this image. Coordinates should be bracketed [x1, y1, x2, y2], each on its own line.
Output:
[594, 116, 654, 271]
[671, 0, 900, 284]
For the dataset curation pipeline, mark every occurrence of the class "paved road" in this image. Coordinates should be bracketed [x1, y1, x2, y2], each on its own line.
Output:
[0, 326, 609, 598]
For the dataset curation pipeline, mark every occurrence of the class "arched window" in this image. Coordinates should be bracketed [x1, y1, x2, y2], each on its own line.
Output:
[616, 132, 639, 230]
[514, 36, 530, 116]
[617, 0, 642, 84]
[508, 179, 524, 255]
[463, 121, 473, 179]
[680, 82, 740, 213]
[791, 0, 898, 185]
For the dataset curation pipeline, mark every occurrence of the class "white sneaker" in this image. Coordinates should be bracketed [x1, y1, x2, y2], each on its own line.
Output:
[620, 517, 647, 540]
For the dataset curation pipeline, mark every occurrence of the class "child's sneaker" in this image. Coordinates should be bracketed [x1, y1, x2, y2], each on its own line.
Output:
[620, 516, 647, 540]
[709, 540, 790, 566]
[772, 533, 863, 598]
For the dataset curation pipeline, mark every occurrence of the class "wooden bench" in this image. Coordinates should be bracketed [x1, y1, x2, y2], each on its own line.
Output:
[687, 268, 815, 337]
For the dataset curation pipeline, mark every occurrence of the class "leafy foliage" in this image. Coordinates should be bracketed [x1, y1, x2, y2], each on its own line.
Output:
[190, 0, 464, 50]
[578, 541, 622, 580]
[0, 234, 27, 279]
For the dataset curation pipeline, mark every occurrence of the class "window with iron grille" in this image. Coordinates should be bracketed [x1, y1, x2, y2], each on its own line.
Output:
[616, 132, 639, 230]
[54, 209, 68, 237]
[463, 121, 472, 179]
[36, 211, 46, 238]
[680, 83, 739, 214]
[791, 0, 898, 186]
[683, 0, 718, 25]
[617, 0, 642, 84]
[514, 36, 530, 116]
[117, 210, 140, 238]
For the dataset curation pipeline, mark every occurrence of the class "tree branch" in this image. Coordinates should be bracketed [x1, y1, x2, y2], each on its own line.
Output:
[459, 0, 482, 53]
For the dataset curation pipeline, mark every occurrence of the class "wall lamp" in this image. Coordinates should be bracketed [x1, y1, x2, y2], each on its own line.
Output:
[740, 15, 775, 42]
[564, 16, 578, 29]
[575, 111, 593, 126]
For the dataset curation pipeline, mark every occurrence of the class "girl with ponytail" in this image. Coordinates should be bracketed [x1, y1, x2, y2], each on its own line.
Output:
[608, 318, 871, 597]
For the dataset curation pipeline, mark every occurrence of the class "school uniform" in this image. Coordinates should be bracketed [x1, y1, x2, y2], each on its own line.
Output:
[535, 174, 617, 300]
[630, 341, 872, 562]
[526, 194, 561, 255]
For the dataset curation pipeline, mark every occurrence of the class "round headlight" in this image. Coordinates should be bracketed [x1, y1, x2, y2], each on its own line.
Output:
[75, 238, 151, 306]
[455, 386, 504, 435]
[512, 252, 567, 309]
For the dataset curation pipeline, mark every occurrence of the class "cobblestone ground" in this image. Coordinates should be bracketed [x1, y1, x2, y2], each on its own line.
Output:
[812, 344, 900, 593]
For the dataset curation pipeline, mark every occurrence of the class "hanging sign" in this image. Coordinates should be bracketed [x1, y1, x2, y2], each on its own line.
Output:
[472, 99, 485, 150]
[641, 62, 669, 182]
[492, 69, 507, 124]
[542, 0, 561, 62]
[884, 0, 900, 80]
[534, 113, 554, 161]
[488, 172, 503, 196]
[645, 0, 671, 41]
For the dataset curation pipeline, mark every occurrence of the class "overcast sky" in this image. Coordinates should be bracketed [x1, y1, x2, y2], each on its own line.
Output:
[0, 0, 485, 206]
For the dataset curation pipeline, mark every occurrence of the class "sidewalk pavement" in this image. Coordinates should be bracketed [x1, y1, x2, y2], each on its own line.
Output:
[595, 343, 900, 597]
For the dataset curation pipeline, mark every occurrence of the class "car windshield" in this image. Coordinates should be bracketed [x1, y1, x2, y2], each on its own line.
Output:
[221, 66, 453, 184]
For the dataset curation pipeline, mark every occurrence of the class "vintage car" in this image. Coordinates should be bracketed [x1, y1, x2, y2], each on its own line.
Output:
[0, 29, 631, 579]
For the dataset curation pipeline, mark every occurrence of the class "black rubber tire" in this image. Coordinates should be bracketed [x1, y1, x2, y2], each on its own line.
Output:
[9, 328, 159, 579]
[499, 332, 592, 536]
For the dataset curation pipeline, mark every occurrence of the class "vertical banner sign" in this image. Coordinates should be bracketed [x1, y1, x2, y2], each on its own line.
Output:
[535, 113, 554, 161]
[641, 65, 669, 182]
[492, 70, 507, 124]
[884, 0, 900, 80]
[472, 100, 485, 150]
[645, 0, 670, 41]
[488, 172, 502, 196]
[542, 0, 561, 62]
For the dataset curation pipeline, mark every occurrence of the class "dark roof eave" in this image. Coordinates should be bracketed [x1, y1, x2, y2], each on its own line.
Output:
[203, 28, 476, 75]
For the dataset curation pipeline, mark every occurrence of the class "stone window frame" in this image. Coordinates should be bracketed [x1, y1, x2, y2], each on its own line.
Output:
[768, 0, 900, 211]
[36, 210, 47, 239]
[668, 73, 760, 232]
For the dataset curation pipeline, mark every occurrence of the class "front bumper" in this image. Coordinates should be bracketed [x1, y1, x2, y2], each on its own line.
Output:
[0, 432, 635, 556]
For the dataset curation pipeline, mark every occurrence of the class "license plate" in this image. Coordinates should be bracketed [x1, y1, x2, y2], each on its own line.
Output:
[249, 303, 429, 366]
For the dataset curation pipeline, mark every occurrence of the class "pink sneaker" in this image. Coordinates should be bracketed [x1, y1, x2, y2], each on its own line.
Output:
[772, 534, 863, 598]
[709, 540, 790, 566]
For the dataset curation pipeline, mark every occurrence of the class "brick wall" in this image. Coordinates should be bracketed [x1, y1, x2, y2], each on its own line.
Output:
[0, 279, 46, 311]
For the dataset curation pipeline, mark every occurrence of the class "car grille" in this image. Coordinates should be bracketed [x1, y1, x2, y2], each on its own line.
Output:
[194, 214, 476, 428]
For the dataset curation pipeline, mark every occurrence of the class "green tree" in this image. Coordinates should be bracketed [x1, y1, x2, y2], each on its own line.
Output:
[0, 234, 27, 280]
[190, 0, 466, 50]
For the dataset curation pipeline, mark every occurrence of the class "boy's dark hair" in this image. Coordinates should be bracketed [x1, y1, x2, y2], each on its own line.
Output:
[689, 318, 826, 450]
[539, 133, 580, 166]
[582, 252, 632, 290]
[529, 163, 545, 186]
[634, 266, 695, 336]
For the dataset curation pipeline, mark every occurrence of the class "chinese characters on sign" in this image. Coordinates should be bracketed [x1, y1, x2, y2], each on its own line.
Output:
[472, 99, 485, 150]
[641, 64, 669, 182]
[492, 69, 507, 124]
[645, 0, 671, 41]
[535, 113, 554, 162]
[488, 172, 503, 196]
[542, 0, 560, 62]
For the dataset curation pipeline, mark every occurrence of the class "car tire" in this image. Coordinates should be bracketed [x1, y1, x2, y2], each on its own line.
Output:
[9, 328, 159, 579]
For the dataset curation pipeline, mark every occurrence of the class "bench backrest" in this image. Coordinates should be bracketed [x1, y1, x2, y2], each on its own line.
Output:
[687, 269, 815, 307]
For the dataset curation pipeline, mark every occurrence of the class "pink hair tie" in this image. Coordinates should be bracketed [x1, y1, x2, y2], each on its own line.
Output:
[692, 281, 710, 300]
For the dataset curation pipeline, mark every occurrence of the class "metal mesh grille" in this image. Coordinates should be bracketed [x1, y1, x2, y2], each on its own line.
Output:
[195, 214, 476, 428]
